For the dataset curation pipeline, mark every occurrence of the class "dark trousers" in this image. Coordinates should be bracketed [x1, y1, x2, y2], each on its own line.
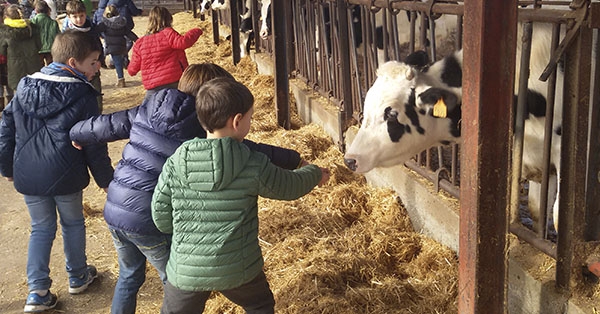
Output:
[161, 271, 275, 314]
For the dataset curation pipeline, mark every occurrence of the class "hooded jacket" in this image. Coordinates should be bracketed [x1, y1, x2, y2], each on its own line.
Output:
[30, 12, 60, 54]
[0, 63, 113, 195]
[128, 27, 202, 90]
[70, 88, 303, 236]
[152, 137, 322, 291]
[98, 15, 138, 56]
[0, 19, 43, 89]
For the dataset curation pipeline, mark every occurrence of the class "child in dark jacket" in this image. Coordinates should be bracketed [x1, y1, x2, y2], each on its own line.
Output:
[0, 30, 113, 313]
[152, 78, 329, 314]
[69, 63, 306, 314]
[63, 0, 103, 112]
[98, 4, 137, 87]
[0, 4, 43, 93]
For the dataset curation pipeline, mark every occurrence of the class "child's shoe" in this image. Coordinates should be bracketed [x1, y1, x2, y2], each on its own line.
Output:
[116, 78, 126, 88]
[69, 265, 98, 294]
[23, 291, 58, 312]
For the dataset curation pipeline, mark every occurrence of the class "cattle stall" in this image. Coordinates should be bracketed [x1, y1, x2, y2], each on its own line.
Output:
[204, 0, 600, 312]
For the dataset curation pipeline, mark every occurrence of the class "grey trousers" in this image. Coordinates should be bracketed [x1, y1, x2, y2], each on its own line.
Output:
[161, 271, 275, 314]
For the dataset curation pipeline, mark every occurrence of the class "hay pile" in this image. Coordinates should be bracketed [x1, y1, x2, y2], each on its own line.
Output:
[166, 12, 459, 313]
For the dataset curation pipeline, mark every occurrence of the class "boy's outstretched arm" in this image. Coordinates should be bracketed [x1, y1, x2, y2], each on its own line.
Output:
[70, 105, 140, 146]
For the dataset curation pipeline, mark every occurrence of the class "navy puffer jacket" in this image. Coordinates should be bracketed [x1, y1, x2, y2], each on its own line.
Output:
[0, 63, 113, 195]
[70, 88, 302, 235]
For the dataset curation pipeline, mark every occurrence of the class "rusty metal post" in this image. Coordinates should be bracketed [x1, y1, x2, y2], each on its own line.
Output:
[556, 18, 592, 290]
[337, 0, 354, 147]
[272, 0, 290, 129]
[459, 0, 516, 313]
[212, 11, 219, 44]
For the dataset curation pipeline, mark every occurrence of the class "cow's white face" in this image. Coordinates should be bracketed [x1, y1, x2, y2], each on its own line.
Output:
[344, 61, 460, 173]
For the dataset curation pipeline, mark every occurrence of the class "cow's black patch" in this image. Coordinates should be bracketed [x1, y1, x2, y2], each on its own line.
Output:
[405, 124, 412, 134]
[405, 50, 429, 71]
[385, 107, 405, 142]
[418, 88, 462, 137]
[512, 89, 547, 120]
[375, 26, 384, 50]
[404, 89, 425, 134]
[440, 54, 462, 88]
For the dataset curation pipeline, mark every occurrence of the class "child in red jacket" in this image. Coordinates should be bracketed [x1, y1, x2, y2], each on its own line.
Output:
[127, 6, 201, 97]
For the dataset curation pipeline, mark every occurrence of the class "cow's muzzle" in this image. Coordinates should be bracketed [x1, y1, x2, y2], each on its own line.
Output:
[344, 158, 357, 172]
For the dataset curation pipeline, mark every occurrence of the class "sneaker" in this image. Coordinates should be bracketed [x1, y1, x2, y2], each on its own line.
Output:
[69, 265, 98, 294]
[23, 291, 58, 312]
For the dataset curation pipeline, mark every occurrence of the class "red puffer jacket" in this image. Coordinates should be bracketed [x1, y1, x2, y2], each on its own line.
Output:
[128, 27, 202, 90]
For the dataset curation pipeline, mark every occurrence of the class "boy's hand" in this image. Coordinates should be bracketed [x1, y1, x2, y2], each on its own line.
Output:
[5, 177, 13, 182]
[72, 141, 83, 150]
[103, 187, 108, 193]
[318, 167, 330, 187]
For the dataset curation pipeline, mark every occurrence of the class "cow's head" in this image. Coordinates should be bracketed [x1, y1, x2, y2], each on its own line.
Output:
[344, 61, 461, 173]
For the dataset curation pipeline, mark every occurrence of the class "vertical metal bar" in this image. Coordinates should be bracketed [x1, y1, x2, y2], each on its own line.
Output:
[556, 20, 592, 290]
[212, 11, 220, 44]
[272, 0, 290, 129]
[337, 0, 353, 138]
[230, 0, 241, 65]
[409, 10, 416, 53]
[585, 28, 600, 241]
[286, 0, 295, 74]
[538, 24, 560, 239]
[460, 0, 516, 313]
[509, 22, 532, 229]
[252, 0, 261, 53]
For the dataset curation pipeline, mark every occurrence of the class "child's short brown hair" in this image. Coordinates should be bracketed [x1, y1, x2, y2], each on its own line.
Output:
[195, 78, 254, 133]
[65, 0, 86, 15]
[147, 6, 172, 34]
[34, 0, 50, 15]
[103, 4, 119, 18]
[51, 29, 103, 64]
[178, 63, 234, 97]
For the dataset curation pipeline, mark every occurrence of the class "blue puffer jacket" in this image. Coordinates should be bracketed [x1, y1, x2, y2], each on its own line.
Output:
[94, 0, 142, 30]
[0, 63, 113, 196]
[70, 88, 302, 236]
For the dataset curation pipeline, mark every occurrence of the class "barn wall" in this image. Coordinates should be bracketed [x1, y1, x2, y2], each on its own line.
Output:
[248, 50, 593, 314]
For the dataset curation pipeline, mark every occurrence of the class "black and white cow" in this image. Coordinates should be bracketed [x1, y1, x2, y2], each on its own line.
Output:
[344, 22, 563, 232]
[199, 0, 229, 15]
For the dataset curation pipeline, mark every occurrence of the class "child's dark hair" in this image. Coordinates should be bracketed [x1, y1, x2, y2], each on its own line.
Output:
[178, 63, 234, 97]
[195, 78, 254, 133]
[65, 0, 86, 15]
[4, 4, 22, 19]
[52, 29, 103, 64]
[103, 4, 118, 18]
[147, 6, 172, 34]
[34, 0, 50, 14]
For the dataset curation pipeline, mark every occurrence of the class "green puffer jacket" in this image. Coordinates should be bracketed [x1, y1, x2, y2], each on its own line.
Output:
[0, 19, 42, 89]
[152, 137, 322, 291]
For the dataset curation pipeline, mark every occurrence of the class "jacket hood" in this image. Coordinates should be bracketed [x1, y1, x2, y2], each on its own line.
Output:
[102, 15, 127, 28]
[0, 22, 32, 39]
[17, 64, 98, 119]
[108, 0, 127, 8]
[172, 137, 251, 192]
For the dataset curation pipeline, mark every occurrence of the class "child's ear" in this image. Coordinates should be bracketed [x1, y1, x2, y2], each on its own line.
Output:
[232, 113, 243, 130]
[66, 57, 77, 68]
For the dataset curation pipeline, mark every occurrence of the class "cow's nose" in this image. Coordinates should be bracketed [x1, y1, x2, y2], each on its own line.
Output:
[344, 158, 357, 172]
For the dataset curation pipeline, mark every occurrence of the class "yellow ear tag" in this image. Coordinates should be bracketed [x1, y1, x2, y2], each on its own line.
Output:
[433, 98, 447, 118]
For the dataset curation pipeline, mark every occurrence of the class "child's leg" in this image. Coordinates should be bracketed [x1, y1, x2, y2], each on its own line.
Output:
[161, 281, 211, 314]
[220, 271, 275, 314]
[109, 228, 149, 314]
[54, 191, 88, 278]
[23, 195, 58, 292]
[111, 54, 125, 79]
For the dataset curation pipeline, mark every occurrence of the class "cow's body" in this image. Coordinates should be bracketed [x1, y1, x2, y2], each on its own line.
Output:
[344, 22, 563, 232]
[199, 0, 229, 15]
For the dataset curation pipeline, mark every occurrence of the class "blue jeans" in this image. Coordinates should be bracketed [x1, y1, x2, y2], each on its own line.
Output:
[109, 228, 171, 314]
[24, 192, 87, 291]
[111, 54, 125, 79]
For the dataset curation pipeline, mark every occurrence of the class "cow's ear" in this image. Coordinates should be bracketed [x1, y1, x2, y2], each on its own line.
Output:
[405, 68, 415, 81]
[404, 50, 429, 69]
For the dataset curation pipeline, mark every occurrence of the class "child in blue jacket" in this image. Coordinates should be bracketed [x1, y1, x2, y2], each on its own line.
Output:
[69, 63, 306, 314]
[0, 30, 113, 313]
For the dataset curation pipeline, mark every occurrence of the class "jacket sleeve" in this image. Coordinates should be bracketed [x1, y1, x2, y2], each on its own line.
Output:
[70, 105, 140, 145]
[257, 156, 322, 201]
[0, 101, 16, 177]
[242, 139, 302, 170]
[126, 29, 138, 42]
[168, 27, 202, 50]
[83, 142, 114, 188]
[152, 157, 175, 234]
[127, 0, 142, 16]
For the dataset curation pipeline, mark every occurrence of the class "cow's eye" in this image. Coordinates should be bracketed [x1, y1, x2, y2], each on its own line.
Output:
[384, 107, 398, 121]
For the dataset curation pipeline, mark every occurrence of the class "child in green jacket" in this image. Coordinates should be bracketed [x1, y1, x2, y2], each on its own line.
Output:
[152, 78, 330, 314]
[30, 0, 59, 65]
